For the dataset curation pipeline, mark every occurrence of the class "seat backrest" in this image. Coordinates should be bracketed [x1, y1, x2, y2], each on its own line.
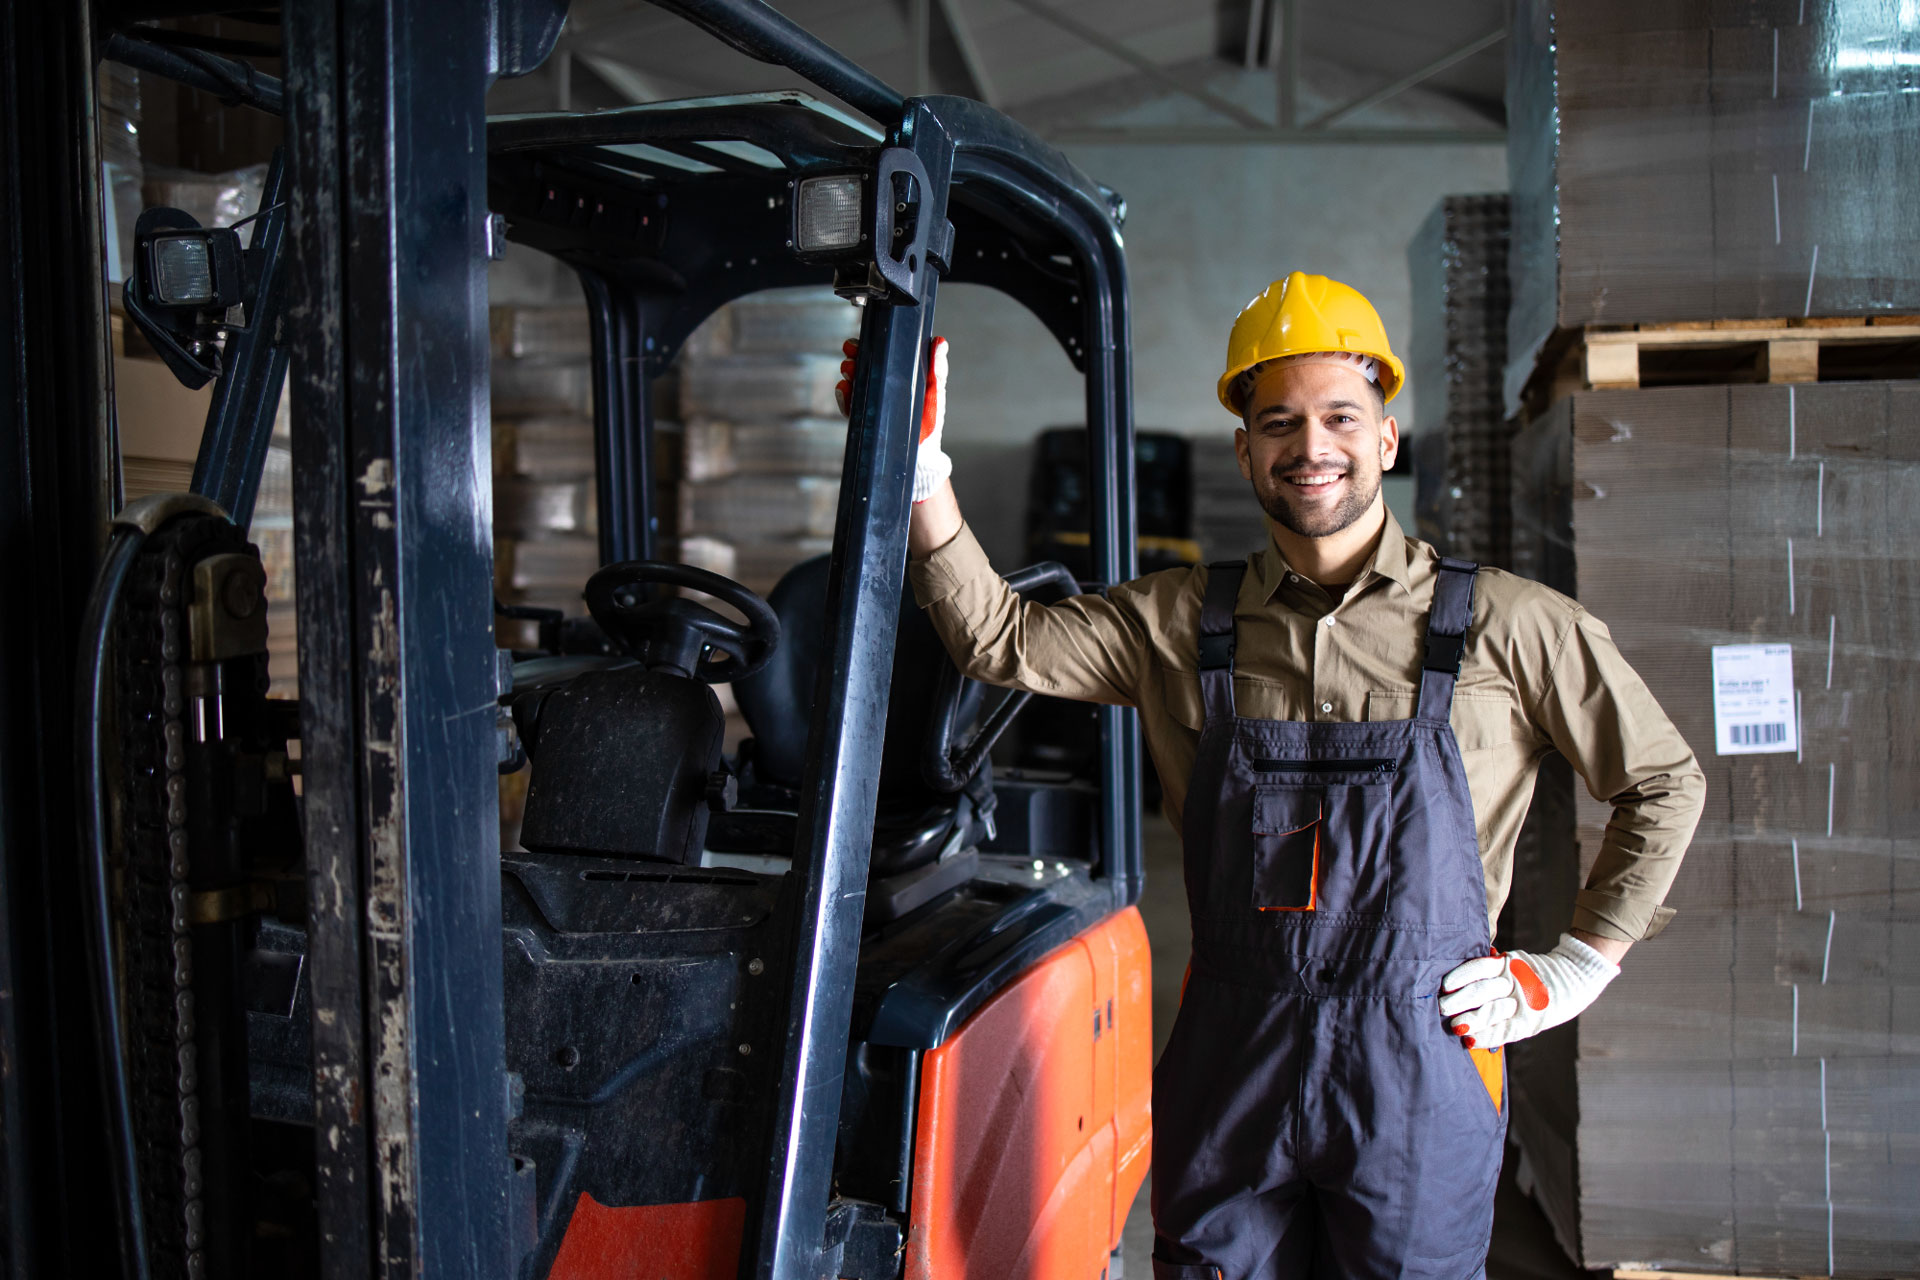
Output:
[733, 555, 981, 804]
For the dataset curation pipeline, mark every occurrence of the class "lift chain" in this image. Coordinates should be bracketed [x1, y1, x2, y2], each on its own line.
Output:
[113, 512, 256, 1280]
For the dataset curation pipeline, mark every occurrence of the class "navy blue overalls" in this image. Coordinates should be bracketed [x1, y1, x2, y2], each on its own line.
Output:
[1151, 557, 1506, 1280]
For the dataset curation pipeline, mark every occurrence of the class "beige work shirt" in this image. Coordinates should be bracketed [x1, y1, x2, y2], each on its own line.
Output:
[908, 510, 1705, 943]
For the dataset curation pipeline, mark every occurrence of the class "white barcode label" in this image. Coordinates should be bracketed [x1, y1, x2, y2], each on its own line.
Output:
[1712, 643, 1798, 756]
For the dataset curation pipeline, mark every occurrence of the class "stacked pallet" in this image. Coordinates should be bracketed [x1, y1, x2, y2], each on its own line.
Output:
[1505, 0, 1920, 416]
[1502, 4, 1920, 1274]
[490, 304, 599, 647]
[1406, 194, 1511, 564]
[674, 289, 856, 595]
[1509, 384, 1920, 1276]
[1189, 442, 1265, 564]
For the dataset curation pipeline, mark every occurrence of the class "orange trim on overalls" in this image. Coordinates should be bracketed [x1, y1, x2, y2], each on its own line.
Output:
[1468, 1046, 1503, 1112]
[1255, 817, 1319, 913]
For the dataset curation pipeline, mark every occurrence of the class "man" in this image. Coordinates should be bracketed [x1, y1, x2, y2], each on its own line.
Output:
[840, 272, 1705, 1279]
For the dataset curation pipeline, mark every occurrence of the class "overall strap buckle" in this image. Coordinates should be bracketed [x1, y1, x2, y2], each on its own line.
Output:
[1417, 557, 1479, 722]
[1195, 560, 1246, 718]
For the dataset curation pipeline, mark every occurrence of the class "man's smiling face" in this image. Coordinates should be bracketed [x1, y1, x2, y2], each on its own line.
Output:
[1234, 360, 1400, 540]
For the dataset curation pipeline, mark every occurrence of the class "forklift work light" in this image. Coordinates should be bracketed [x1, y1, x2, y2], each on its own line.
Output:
[794, 174, 864, 252]
[141, 226, 244, 310]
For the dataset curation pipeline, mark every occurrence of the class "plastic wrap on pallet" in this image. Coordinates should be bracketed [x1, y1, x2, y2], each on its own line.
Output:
[1505, 0, 1920, 414]
[677, 354, 843, 420]
[682, 417, 848, 482]
[1407, 194, 1511, 564]
[1506, 381, 1920, 1276]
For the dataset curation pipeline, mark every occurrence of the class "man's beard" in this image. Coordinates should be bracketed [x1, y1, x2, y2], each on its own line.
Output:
[1253, 460, 1382, 538]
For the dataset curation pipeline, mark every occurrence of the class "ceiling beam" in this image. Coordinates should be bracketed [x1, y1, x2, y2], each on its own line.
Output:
[1002, 0, 1268, 130]
[1306, 26, 1505, 130]
[1046, 125, 1505, 146]
[1273, 0, 1297, 127]
[911, 0, 931, 94]
[933, 0, 1000, 108]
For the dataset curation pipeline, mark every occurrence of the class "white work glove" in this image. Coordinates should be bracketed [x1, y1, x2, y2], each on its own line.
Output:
[835, 335, 952, 503]
[1438, 933, 1620, 1050]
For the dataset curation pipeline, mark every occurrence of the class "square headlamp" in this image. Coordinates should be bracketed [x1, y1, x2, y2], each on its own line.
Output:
[140, 227, 245, 310]
[793, 174, 865, 255]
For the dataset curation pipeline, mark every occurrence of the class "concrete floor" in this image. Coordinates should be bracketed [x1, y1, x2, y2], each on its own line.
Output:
[1115, 816, 1188, 1278]
[1113, 816, 1593, 1280]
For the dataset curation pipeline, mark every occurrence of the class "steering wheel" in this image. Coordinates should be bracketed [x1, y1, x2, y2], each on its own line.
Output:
[583, 560, 781, 684]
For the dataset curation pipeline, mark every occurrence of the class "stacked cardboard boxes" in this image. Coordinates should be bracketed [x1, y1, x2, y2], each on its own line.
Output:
[1508, 383, 1920, 1275]
[1505, 0, 1920, 414]
[1407, 194, 1512, 564]
[1502, 5, 1920, 1274]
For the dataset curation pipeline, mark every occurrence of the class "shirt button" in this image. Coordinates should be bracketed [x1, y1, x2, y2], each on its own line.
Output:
[1320, 702, 1333, 714]
[1287, 573, 1299, 583]
[1323, 615, 1336, 627]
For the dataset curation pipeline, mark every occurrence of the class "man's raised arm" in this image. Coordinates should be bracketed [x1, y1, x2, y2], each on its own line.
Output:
[837, 336, 1153, 707]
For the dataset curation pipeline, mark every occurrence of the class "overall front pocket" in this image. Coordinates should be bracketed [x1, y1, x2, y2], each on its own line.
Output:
[1251, 787, 1322, 910]
[1251, 775, 1394, 919]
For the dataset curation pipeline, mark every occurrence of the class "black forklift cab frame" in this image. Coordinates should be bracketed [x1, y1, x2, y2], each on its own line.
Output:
[486, 77, 1146, 1274]
[14, 2, 1143, 1277]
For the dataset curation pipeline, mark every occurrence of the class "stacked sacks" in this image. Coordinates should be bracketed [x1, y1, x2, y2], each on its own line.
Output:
[1507, 383, 1920, 1276]
[490, 303, 600, 643]
[1407, 194, 1512, 564]
[674, 288, 857, 595]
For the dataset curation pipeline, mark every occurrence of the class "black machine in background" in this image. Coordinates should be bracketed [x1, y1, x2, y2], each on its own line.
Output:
[1014, 427, 1197, 802]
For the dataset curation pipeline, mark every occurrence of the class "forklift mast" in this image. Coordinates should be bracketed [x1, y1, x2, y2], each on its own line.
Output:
[1, 2, 1146, 1279]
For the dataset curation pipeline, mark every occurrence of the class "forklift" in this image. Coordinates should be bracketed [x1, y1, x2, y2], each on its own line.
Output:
[3, 2, 1151, 1277]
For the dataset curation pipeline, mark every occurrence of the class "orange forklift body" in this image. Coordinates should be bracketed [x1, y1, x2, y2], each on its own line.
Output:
[906, 907, 1152, 1278]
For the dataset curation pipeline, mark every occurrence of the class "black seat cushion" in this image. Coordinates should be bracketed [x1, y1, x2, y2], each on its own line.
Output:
[518, 667, 724, 864]
[733, 555, 982, 814]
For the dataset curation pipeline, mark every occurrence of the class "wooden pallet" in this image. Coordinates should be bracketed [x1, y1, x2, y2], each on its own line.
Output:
[1529, 315, 1920, 411]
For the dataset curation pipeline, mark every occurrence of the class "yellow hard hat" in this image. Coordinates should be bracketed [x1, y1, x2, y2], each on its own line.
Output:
[1217, 271, 1405, 415]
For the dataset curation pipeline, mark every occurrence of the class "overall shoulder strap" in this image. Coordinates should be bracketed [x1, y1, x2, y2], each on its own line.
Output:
[1416, 557, 1479, 722]
[1196, 560, 1246, 720]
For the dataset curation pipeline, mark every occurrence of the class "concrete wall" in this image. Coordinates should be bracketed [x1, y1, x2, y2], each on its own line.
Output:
[939, 139, 1508, 565]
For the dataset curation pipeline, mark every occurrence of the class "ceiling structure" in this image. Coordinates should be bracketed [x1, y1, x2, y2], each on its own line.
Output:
[487, 0, 1508, 145]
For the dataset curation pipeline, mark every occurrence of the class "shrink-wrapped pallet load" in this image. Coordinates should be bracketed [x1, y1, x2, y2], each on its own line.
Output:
[1407, 194, 1511, 565]
[1505, 0, 1920, 413]
[1506, 382, 1920, 1276]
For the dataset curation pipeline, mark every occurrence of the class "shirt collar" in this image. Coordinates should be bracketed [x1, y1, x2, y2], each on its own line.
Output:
[1252, 507, 1416, 602]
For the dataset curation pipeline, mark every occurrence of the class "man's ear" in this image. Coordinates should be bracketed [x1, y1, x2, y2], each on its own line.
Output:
[1234, 426, 1253, 482]
[1377, 414, 1400, 472]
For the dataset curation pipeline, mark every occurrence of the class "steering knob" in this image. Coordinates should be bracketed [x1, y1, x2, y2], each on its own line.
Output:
[584, 560, 780, 684]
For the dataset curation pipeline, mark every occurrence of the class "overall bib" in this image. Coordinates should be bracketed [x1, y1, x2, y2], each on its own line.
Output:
[1151, 558, 1505, 1280]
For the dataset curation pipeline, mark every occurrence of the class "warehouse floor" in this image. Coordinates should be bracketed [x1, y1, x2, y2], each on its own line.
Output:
[1117, 817, 1595, 1280]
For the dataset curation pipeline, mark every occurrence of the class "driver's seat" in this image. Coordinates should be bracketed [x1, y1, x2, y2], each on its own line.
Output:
[732, 555, 987, 879]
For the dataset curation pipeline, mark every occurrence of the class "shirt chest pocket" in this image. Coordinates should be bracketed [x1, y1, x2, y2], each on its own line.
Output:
[1364, 689, 1514, 752]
